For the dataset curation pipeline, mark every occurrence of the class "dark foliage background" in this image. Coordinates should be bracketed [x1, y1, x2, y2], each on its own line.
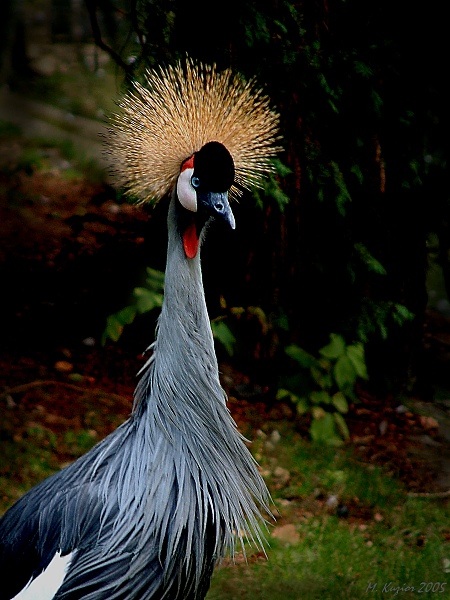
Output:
[2, 0, 448, 399]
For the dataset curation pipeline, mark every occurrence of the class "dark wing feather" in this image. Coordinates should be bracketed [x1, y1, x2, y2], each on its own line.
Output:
[0, 417, 214, 600]
[0, 469, 68, 599]
[0, 423, 125, 600]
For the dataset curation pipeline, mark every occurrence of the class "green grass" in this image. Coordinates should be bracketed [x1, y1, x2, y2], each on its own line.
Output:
[0, 423, 100, 510]
[207, 426, 450, 599]
[209, 516, 448, 599]
[0, 424, 63, 509]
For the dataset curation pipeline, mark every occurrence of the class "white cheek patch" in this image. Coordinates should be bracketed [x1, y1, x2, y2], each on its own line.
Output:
[176, 167, 197, 212]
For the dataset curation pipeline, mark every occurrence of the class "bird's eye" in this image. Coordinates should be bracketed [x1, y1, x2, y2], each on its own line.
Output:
[191, 176, 200, 189]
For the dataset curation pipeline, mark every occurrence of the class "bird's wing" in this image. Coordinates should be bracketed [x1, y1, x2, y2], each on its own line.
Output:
[0, 458, 102, 600]
[0, 420, 128, 600]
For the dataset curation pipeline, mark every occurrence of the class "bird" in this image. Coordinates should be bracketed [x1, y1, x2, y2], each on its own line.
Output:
[0, 58, 281, 600]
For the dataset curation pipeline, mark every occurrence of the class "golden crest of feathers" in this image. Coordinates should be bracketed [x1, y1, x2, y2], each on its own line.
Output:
[107, 58, 281, 203]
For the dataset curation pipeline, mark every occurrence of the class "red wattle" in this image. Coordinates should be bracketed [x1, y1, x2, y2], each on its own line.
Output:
[183, 222, 199, 259]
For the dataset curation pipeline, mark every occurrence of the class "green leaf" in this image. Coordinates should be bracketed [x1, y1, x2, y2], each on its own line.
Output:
[145, 267, 165, 289]
[102, 306, 136, 344]
[68, 373, 84, 382]
[275, 310, 290, 332]
[334, 355, 357, 391]
[285, 344, 317, 368]
[371, 89, 383, 117]
[276, 389, 306, 411]
[253, 168, 291, 212]
[273, 158, 293, 178]
[332, 391, 349, 413]
[331, 162, 352, 215]
[354, 242, 387, 275]
[133, 287, 163, 314]
[350, 164, 364, 184]
[319, 333, 346, 359]
[115, 305, 136, 325]
[353, 61, 373, 78]
[334, 412, 350, 440]
[310, 412, 343, 446]
[311, 366, 333, 389]
[310, 390, 332, 405]
[295, 397, 310, 415]
[328, 99, 339, 114]
[393, 303, 415, 325]
[274, 19, 288, 35]
[211, 320, 236, 356]
[311, 406, 326, 420]
[346, 343, 368, 379]
[276, 388, 292, 401]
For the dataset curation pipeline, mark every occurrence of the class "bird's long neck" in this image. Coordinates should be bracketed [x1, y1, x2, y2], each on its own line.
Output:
[158, 195, 217, 376]
[134, 193, 224, 423]
[130, 193, 271, 577]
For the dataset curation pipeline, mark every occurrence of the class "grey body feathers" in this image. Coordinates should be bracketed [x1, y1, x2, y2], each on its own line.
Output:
[0, 194, 271, 600]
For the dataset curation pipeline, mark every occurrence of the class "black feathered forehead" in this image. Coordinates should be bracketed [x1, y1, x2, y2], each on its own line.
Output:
[193, 142, 235, 193]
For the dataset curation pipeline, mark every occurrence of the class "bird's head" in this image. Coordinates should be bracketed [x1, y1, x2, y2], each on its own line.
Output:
[176, 141, 235, 259]
[107, 59, 281, 254]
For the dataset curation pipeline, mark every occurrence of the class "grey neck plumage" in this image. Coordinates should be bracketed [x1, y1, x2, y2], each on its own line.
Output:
[129, 192, 271, 595]
[134, 193, 225, 424]
[150, 194, 219, 408]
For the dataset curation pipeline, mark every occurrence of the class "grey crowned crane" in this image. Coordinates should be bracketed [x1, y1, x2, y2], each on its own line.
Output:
[0, 59, 280, 600]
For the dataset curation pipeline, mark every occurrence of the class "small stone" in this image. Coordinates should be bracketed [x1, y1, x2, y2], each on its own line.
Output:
[54, 360, 73, 373]
[419, 415, 439, 430]
[273, 466, 290, 486]
[271, 524, 300, 544]
[270, 430, 281, 444]
[355, 408, 372, 416]
[352, 435, 375, 445]
[379, 420, 388, 436]
[5, 394, 16, 408]
[325, 495, 339, 509]
[374, 512, 384, 522]
[107, 203, 121, 214]
[278, 498, 293, 507]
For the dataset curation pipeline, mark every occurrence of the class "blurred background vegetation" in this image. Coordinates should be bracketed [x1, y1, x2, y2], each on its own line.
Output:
[1, 0, 449, 435]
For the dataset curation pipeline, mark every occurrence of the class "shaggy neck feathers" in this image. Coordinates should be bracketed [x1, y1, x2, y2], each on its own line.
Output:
[129, 194, 272, 595]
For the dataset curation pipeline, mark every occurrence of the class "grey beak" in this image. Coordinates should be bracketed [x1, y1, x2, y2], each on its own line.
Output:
[201, 191, 235, 230]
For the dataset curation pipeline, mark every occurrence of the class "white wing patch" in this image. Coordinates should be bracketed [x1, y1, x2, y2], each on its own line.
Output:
[12, 551, 74, 600]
